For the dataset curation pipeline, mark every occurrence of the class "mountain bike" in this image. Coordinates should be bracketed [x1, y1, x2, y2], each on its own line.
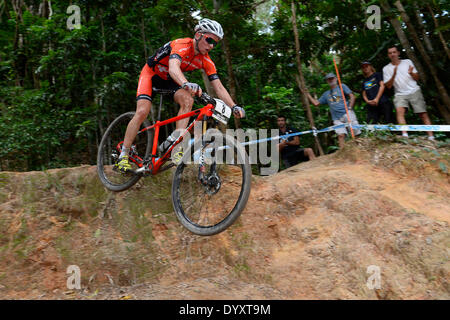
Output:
[97, 88, 251, 236]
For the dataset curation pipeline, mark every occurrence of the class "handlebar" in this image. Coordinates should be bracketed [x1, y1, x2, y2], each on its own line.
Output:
[196, 92, 216, 106]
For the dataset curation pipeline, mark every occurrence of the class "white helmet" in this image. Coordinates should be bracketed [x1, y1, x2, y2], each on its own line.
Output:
[194, 18, 224, 40]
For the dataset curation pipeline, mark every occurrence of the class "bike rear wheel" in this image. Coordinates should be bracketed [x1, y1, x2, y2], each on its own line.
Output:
[97, 112, 153, 192]
[171, 130, 251, 236]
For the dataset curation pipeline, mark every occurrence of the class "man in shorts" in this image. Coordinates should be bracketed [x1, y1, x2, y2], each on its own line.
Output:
[307, 73, 361, 148]
[383, 45, 434, 140]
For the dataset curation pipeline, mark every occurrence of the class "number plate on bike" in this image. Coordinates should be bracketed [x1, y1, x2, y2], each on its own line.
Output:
[212, 99, 232, 124]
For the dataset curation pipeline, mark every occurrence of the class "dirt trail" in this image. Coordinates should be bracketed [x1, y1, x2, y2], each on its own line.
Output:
[0, 138, 449, 299]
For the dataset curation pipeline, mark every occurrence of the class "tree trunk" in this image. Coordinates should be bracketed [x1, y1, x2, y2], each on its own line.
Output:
[213, 0, 222, 12]
[201, 69, 217, 97]
[222, 36, 241, 128]
[140, 14, 148, 58]
[291, 1, 324, 156]
[394, 0, 450, 120]
[414, 4, 434, 55]
[99, 10, 106, 53]
[39, 0, 50, 18]
[222, 37, 237, 100]
[12, 0, 23, 86]
[427, 4, 450, 60]
[435, 99, 450, 124]
[97, 11, 111, 144]
[255, 67, 261, 101]
[379, 0, 427, 82]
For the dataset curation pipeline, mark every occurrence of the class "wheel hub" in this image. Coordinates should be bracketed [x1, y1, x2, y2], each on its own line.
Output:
[204, 172, 221, 195]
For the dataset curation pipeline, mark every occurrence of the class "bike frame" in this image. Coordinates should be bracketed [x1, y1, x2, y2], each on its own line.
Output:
[118, 103, 215, 175]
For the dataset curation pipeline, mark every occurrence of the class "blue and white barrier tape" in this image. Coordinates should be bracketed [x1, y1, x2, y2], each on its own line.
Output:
[353, 124, 450, 132]
[239, 123, 347, 146]
[241, 124, 449, 147]
[189, 123, 449, 160]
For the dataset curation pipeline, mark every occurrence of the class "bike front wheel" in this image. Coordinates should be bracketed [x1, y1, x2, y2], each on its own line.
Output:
[171, 130, 251, 236]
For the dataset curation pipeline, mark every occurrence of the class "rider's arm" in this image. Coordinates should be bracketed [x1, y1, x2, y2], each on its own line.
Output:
[169, 58, 202, 95]
[168, 58, 189, 86]
[210, 79, 236, 107]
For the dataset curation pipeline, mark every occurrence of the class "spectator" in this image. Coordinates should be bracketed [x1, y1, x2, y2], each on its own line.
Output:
[307, 73, 361, 148]
[361, 61, 395, 124]
[277, 115, 315, 169]
[383, 45, 434, 140]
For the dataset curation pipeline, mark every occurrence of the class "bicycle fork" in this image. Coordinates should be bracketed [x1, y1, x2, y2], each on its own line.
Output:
[197, 119, 221, 195]
[198, 119, 208, 181]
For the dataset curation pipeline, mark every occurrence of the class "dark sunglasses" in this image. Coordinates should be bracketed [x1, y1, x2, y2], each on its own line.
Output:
[204, 35, 218, 47]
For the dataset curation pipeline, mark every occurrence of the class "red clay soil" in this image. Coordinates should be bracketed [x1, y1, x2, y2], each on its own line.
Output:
[0, 138, 448, 299]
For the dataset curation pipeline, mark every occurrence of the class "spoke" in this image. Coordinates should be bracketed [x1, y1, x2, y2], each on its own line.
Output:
[195, 193, 207, 225]
[181, 194, 202, 213]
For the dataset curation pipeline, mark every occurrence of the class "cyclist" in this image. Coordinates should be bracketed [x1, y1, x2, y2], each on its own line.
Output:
[116, 18, 245, 173]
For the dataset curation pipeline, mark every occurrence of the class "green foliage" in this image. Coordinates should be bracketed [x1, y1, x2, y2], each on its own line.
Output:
[0, 0, 448, 171]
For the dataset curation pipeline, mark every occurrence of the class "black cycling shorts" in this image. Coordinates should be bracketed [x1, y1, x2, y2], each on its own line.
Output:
[136, 64, 181, 102]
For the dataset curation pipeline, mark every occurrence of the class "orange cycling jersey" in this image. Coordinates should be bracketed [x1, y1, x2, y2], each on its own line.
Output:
[136, 38, 219, 102]
[149, 38, 219, 82]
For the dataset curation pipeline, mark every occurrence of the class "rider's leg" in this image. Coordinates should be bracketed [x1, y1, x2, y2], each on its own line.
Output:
[158, 89, 194, 160]
[116, 63, 153, 172]
[173, 88, 194, 130]
[116, 99, 151, 172]
[123, 99, 152, 150]
[122, 63, 153, 156]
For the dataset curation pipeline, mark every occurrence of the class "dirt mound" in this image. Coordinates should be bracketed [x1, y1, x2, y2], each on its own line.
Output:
[0, 137, 449, 299]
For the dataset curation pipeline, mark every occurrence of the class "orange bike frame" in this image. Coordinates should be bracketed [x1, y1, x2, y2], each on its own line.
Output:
[127, 103, 215, 174]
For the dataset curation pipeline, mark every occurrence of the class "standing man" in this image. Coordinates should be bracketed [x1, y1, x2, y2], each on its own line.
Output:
[277, 115, 315, 169]
[307, 73, 361, 148]
[116, 18, 245, 173]
[361, 61, 394, 124]
[383, 46, 434, 140]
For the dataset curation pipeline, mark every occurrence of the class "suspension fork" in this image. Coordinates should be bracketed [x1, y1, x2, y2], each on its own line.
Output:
[198, 118, 207, 183]
[198, 117, 218, 186]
